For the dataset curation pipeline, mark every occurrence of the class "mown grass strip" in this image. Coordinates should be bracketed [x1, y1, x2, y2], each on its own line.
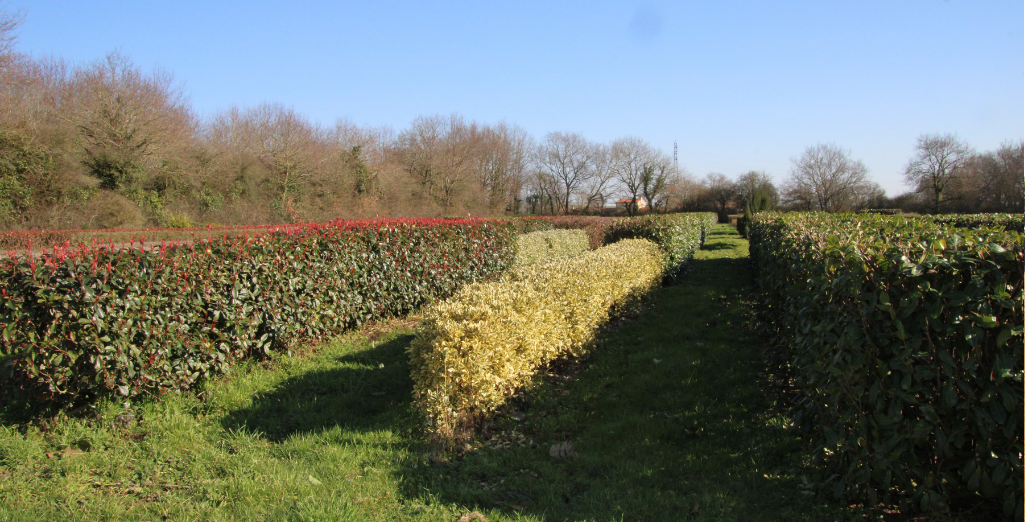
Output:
[405, 224, 861, 521]
[0, 225, 868, 521]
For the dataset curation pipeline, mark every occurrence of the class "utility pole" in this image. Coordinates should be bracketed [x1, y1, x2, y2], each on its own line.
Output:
[673, 141, 678, 171]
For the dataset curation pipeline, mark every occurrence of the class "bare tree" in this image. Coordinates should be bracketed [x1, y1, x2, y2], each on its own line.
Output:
[534, 131, 594, 213]
[461, 121, 532, 214]
[578, 142, 615, 213]
[783, 143, 870, 212]
[610, 136, 654, 216]
[640, 150, 674, 213]
[466, 123, 506, 212]
[659, 169, 699, 212]
[704, 173, 736, 223]
[903, 133, 974, 214]
[69, 51, 194, 190]
[963, 140, 1024, 213]
[249, 104, 325, 220]
[991, 141, 1024, 212]
[395, 114, 477, 211]
[0, 3, 24, 69]
[333, 117, 392, 165]
[206, 105, 262, 188]
[523, 166, 558, 215]
[330, 118, 393, 204]
[851, 181, 887, 210]
[496, 122, 532, 214]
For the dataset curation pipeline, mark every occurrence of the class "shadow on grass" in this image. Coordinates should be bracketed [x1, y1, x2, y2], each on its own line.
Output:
[392, 232, 847, 521]
[700, 241, 736, 250]
[0, 391, 62, 425]
[220, 334, 416, 443]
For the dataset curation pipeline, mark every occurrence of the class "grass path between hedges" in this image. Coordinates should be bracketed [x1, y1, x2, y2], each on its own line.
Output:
[0, 224, 864, 521]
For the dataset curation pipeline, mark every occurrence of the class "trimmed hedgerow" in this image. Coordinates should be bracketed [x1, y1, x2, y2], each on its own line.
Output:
[748, 212, 1023, 517]
[0, 218, 515, 404]
[603, 213, 717, 282]
[546, 216, 617, 250]
[927, 213, 1024, 232]
[409, 238, 665, 444]
[512, 229, 590, 269]
[506, 216, 556, 234]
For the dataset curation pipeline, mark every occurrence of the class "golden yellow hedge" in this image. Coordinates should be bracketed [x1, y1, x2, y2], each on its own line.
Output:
[409, 238, 665, 443]
[511, 228, 590, 268]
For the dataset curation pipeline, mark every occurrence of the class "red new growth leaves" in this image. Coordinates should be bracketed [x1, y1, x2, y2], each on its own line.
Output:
[0, 217, 516, 404]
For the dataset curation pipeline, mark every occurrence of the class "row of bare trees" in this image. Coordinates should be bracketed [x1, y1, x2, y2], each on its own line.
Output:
[695, 135, 1023, 222]
[1, 8, 1019, 231]
[528, 134, 688, 216]
[902, 134, 1023, 214]
[780, 139, 1023, 215]
[781, 144, 884, 212]
[0, 9, 699, 229]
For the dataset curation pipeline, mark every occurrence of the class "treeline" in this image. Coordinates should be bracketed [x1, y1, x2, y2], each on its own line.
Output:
[777, 138, 1023, 215]
[1, 9, 1020, 232]
[707, 140, 1024, 222]
[0, 48, 520, 230]
[0, 9, 704, 231]
[0, 55, 702, 230]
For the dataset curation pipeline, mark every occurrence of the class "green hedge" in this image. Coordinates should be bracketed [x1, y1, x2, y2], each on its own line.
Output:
[603, 213, 717, 282]
[928, 213, 1024, 232]
[0, 218, 515, 404]
[749, 212, 1023, 516]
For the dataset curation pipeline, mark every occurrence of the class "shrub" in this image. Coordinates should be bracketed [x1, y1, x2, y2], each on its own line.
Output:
[90, 191, 145, 229]
[749, 212, 1023, 517]
[546, 216, 617, 249]
[737, 203, 752, 238]
[507, 216, 556, 234]
[512, 228, 589, 268]
[928, 213, 1024, 232]
[0, 218, 515, 404]
[162, 212, 193, 229]
[603, 213, 716, 282]
[409, 238, 665, 444]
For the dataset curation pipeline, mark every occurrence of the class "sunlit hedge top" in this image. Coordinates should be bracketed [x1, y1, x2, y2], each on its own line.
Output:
[512, 228, 590, 269]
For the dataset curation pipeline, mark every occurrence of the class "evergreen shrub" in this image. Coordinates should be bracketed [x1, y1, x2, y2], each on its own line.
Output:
[0, 218, 515, 403]
[409, 238, 665, 443]
[749, 212, 1023, 516]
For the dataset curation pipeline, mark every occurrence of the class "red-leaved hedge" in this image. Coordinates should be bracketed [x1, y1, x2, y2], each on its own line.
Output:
[0, 218, 515, 403]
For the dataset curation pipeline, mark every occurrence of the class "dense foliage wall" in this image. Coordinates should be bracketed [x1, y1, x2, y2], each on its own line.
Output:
[604, 213, 717, 281]
[409, 239, 665, 443]
[511, 229, 590, 269]
[0, 218, 515, 403]
[409, 212, 716, 443]
[748, 212, 1023, 516]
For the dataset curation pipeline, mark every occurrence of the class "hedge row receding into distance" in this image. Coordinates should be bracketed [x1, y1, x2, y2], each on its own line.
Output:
[927, 213, 1024, 232]
[408, 238, 665, 444]
[0, 218, 516, 404]
[603, 212, 717, 282]
[748, 212, 1023, 517]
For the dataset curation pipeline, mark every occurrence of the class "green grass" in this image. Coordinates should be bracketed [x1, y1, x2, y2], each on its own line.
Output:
[0, 225, 863, 521]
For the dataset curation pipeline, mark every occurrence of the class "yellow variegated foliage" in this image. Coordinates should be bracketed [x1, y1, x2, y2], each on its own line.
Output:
[511, 228, 590, 268]
[409, 238, 665, 443]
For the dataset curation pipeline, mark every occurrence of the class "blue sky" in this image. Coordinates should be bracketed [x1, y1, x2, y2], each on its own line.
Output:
[8, 1, 1023, 196]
